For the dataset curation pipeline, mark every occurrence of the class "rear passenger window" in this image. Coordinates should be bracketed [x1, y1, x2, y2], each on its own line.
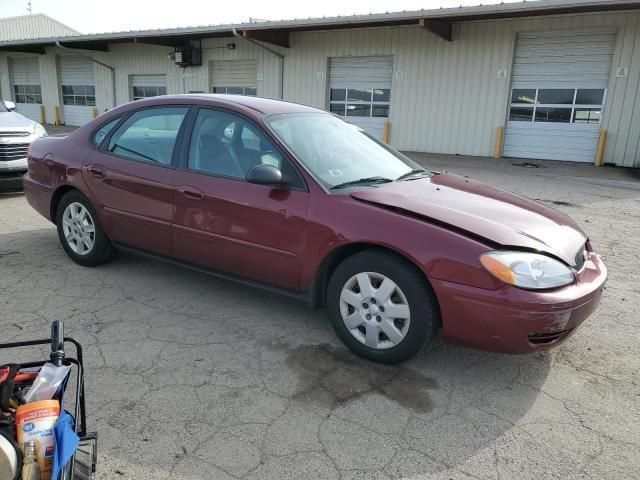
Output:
[106, 107, 187, 165]
[92, 117, 121, 146]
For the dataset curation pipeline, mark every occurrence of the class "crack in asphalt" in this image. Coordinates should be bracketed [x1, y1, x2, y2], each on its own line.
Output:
[1, 171, 639, 480]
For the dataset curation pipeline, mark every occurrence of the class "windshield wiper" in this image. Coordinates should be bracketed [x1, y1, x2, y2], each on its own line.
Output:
[330, 176, 393, 190]
[396, 169, 429, 181]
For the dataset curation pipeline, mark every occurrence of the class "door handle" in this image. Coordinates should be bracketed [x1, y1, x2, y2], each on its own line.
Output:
[87, 165, 106, 178]
[178, 186, 204, 200]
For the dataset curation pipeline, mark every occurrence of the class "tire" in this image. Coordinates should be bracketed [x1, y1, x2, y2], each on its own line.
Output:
[55, 190, 115, 267]
[327, 249, 439, 364]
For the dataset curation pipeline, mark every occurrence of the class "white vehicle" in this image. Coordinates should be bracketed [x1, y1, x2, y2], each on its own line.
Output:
[0, 100, 48, 192]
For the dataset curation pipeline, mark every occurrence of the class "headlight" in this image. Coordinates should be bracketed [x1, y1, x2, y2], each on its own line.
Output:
[34, 123, 47, 138]
[480, 251, 574, 290]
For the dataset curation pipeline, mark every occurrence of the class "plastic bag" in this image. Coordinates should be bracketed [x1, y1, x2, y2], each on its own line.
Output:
[23, 363, 71, 403]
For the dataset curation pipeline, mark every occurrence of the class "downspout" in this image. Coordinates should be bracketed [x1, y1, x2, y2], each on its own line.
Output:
[232, 28, 284, 99]
[55, 41, 116, 111]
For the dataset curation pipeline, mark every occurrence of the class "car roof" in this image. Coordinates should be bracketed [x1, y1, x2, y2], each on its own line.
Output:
[133, 94, 323, 116]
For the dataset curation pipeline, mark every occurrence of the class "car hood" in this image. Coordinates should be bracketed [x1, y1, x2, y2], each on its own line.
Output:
[350, 173, 587, 266]
[0, 111, 36, 130]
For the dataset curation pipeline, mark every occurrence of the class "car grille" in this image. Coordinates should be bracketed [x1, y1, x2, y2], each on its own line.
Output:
[0, 131, 30, 137]
[0, 143, 29, 162]
[528, 329, 570, 345]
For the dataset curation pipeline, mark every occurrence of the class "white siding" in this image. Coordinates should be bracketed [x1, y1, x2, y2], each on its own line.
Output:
[282, 24, 516, 157]
[282, 11, 640, 167]
[1, 10, 639, 166]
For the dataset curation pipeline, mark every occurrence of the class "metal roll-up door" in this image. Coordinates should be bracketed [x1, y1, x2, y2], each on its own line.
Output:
[504, 27, 616, 162]
[59, 56, 96, 126]
[9, 57, 42, 122]
[209, 60, 257, 96]
[129, 75, 167, 100]
[328, 56, 393, 141]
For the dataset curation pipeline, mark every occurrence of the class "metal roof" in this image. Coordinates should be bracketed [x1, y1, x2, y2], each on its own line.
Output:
[0, 13, 79, 42]
[0, 0, 638, 50]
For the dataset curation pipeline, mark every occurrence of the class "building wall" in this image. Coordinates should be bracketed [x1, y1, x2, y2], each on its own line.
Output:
[282, 11, 640, 167]
[1, 10, 639, 167]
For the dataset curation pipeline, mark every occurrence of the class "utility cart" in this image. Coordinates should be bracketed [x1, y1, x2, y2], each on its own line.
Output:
[0, 321, 97, 479]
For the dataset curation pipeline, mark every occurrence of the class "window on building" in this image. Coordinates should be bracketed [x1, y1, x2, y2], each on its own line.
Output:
[329, 88, 391, 118]
[212, 86, 257, 96]
[13, 84, 42, 104]
[106, 107, 187, 165]
[132, 85, 167, 100]
[508, 88, 605, 124]
[62, 85, 96, 106]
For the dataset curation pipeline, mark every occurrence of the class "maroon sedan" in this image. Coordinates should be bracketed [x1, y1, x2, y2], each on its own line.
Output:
[23, 95, 607, 364]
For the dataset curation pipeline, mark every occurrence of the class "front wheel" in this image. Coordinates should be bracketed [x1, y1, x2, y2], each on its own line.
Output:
[55, 190, 115, 266]
[327, 250, 439, 364]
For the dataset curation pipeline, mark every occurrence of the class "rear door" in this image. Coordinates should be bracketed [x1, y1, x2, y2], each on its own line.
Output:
[83, 106, 189, 255]
[172, 107, 309, 291]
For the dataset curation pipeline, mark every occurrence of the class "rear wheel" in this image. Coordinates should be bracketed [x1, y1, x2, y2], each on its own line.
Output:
[327, 250, 439, 364]
[55, 190, 114, 266]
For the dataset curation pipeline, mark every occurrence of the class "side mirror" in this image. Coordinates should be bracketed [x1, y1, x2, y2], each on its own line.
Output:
[3, 100, 16, 111]
[245, 164, 284, 187]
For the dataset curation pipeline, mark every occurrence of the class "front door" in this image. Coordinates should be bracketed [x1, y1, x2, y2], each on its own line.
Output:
[172, 107, 309, 291]
[83, 106, 189, 255]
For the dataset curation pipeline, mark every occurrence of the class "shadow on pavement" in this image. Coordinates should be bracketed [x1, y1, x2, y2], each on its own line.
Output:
[0, 227, 551, 478]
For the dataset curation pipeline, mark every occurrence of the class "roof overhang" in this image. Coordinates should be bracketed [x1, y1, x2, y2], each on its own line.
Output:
[0, 0, 638, 53]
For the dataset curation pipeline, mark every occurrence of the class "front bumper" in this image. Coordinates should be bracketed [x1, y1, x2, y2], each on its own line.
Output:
[0, 156, 28, 172]
[431, 251, 607, 353]
[0, 157, 28, 191]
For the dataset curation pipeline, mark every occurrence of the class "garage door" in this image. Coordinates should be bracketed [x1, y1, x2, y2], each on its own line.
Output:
[129, 75, 167, 100]
[329, 56, 393, 141]
[209, 60, 257, 96]
[59, 56, 95, 126]
[504, 27, 616, 162]
[9, 57, 42, 122]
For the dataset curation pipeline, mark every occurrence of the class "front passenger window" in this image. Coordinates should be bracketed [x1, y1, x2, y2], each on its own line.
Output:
[106, 107, 187, 165]
[188, 109, 283, 179]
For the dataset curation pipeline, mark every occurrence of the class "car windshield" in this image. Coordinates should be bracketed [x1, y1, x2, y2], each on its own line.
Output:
[0, 102, 8, 113]
[264, 113, 426, 190]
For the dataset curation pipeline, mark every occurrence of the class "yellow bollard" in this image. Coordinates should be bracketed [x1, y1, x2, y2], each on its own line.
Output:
[54, 106, 61, 126]
[92, 107, 98, 119]
[39, 105, 46, 124]
[383, 122, 391, 144]
[595, 129, 607, 167]
[494, 126, 504, 159]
